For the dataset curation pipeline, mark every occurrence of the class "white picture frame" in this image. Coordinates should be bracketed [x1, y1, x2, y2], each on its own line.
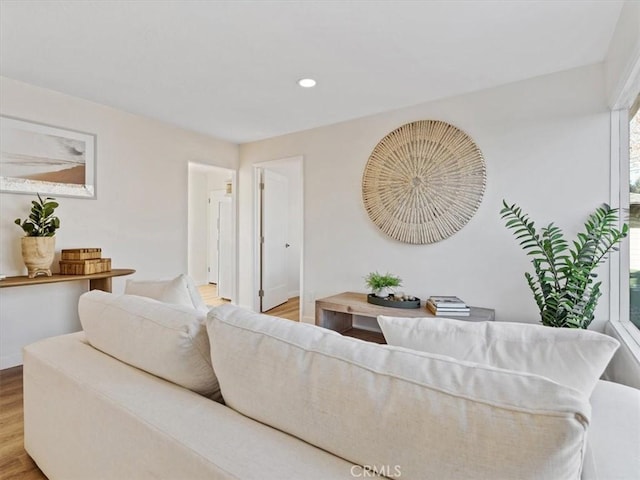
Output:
[0, 115, 96, 198]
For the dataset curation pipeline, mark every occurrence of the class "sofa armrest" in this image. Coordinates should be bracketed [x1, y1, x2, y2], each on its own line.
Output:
[583, 380, 640, 480]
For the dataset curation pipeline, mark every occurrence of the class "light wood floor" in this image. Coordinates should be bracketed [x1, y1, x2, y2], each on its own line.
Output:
[199, 282, 300, 322]
[197, 283, 230, 307]
[0, 366, 47, 480]
[265, 296, 300, 321]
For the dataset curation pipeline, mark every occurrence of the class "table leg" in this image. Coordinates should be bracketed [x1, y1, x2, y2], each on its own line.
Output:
[316, 307, 353, 333]
[89, 277, 112, 292]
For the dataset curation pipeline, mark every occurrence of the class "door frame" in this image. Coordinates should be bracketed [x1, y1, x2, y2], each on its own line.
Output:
[187, 162, 238, 305]
[253, 156, 304, 319]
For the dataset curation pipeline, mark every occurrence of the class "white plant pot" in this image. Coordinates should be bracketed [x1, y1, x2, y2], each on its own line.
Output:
[374, 287, 393, 298]
[21, 236, 55, 278]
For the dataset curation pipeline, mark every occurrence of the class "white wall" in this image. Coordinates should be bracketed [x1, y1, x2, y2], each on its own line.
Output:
[239, 64, 612, 325]
[0, 77, 238, 368]
[605, 0, 640, 108]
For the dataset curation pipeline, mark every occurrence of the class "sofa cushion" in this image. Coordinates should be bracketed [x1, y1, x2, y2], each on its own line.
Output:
[378, 315, 619, 396]
[79, 290, 220, 399]
[207, 304, 591, 480]
[125, 274, 208, 313]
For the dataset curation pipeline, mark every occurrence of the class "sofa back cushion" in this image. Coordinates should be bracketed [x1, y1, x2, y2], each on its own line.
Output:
[207, 304, 591, 480]
[378, 316, 619, 397]
[79, 290, 220, 400]
[124, 274, 208, 313]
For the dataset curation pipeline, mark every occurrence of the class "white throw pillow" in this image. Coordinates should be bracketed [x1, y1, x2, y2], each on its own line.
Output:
[207, 304, 590, 480]
[79, 290, 220, 400]
[378, 315, 619, 397]
[125, 274, 208, 313]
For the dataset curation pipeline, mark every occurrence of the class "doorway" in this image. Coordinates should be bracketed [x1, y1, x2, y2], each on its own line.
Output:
[188, 163, 237, 304]
[254, 156, 303, 319]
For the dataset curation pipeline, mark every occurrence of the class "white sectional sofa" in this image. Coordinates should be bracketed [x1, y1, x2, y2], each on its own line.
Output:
[23, 292, 640, 480]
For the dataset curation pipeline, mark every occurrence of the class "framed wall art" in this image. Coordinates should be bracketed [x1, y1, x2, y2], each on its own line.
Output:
[0, 115, 96, 198]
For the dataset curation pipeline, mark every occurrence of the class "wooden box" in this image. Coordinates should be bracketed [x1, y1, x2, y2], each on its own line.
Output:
[59, 258, 111, 275]
[61, 248, 102, 261]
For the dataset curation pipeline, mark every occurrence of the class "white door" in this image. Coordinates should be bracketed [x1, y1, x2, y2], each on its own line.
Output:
[208, 190, 226, 284]
[218, 197, 233, 300]
[261, 169, 289, 311]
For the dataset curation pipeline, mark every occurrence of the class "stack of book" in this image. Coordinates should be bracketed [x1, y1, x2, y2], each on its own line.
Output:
[426, 296, 470, 316]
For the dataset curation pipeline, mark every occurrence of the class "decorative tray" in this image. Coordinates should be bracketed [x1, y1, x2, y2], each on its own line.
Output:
[367, 294, 421, 309]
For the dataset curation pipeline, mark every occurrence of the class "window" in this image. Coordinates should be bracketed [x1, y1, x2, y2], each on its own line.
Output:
[606, 91, 640, 387]
[629, 95, 640, 330]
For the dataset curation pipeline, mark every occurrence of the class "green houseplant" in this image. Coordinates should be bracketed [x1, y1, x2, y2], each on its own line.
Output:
[365, 271, 402, 298]
[15, 193, 61, 237]
[500, 200, 628, 329]
[14, 193, 61, 278]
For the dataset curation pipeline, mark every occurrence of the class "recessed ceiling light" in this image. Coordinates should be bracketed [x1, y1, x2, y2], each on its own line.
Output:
[298, 78, 317, 88]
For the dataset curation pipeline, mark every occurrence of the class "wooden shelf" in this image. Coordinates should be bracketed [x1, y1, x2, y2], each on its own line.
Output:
[316, 292, 495, 342]
[0, 269, 135, 293]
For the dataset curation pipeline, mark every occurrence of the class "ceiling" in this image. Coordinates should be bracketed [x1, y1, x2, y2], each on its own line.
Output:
[0, 0, 625, 144]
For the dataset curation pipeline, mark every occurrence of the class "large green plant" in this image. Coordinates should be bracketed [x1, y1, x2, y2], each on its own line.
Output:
[500, 201, 628, 329]
[14, 193, 60, 237]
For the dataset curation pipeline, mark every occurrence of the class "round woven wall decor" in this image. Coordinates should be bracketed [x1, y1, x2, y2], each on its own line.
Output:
[362, 120, 486, 244]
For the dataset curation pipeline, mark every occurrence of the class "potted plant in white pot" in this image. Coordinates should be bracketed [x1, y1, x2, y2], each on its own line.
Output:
[365, 271, 402, 298]
[501, 200, 628, 329]
[14, 193, 61, 278]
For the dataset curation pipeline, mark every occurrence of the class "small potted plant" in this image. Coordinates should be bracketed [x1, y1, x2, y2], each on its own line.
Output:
[365, 271, 402, 298]
[15, 193, 61, 278]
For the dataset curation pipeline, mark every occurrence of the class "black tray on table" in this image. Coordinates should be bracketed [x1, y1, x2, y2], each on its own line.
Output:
[367, 294, 421, 309]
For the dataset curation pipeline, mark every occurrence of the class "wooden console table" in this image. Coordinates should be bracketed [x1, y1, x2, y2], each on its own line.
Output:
[0, 269, 136, 293]
[316, 292, 495, 343]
